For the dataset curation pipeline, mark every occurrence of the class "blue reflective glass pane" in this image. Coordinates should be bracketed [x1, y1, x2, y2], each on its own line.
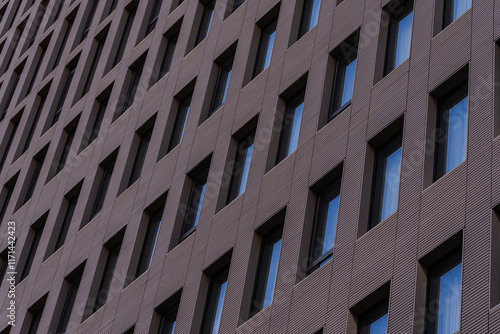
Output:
[322, 195, 339, 255]
[445, 96, 468, 173]
[437, 263, 462, 334]
[263, 238, 281, 309]
[193, 183, 206, 227]
[308, 0, 321, 30]
[380, 146, 402, 221]
[395, 11, 413, 68]
[264, 30, 276, 70]
[370, 313, 388, 334]
[148, 220, 162, 269]
[453, 0, 471, 21]
[170, 321, 176, 334]
[341, 58, 357, 107]
[206, 9, 214, 38]
[222, 69, 231, 105]
[238, 143, 253, 196]
[287, 102, 303, 156]
[211, 280, 227, 334]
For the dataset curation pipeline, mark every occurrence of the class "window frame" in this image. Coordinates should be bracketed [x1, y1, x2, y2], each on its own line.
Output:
[168, 94, 192, 152]
[200, 265, 229, 334]
[209, 55, 234, 116]
[226, 131, 255, 204]
[128, 127, 153, 187]
[368, 132, 403, 230]
[194, 0, 215, 47]
[90, 161, 115, 219]
[329, 45, 357, 120]
[384, 2, 413, 76]
[358, 299, 389, 334]
[135, 207, 163, 278]
[276, 90, 305, 165]
[297, 0, 321, 40]
[253, 18, 277, 79]
[179, 169, 208, 241]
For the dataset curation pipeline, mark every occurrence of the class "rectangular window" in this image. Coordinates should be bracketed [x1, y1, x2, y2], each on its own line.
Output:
[426, 249, 462, 334]
[135, 207, 163, 278]
[227, 131, 254, 204]
[253, 19, 277, 78]
[128, 128, 153, 187]
[2, 72, 20, 121]
[22, 94, 45, 155]
[52, 20, 73, 71]
[53, 128, 76, 176]
[227, 0, 245, 14]
[23, 155, 45, 205]
[25, 46, 46, 96]
[52, 67, 76, 125]
[145, 0, 163, 37]
[27, 306, 44, 334]
[20, 224, 44, 281]
[180, 169, 208, 241]
[52, 192, 79, 253]
[201, 266, 229, 334]
[81, 40, 104, 98]
[276, 91, 304, 164]
[82, 97, 108, 150]
[368, 133, 402, 229]
[157, 31, 178, 81]
[358, 300, 389, 334]
[0, 183, 14, 224]
[298, 0, 321, 39]
[330, 48, 357, 119]
[121, 63, 144, 115]
[250, 226, 282, 316]
[93, 242, 122, 312]
[308, 180, 340, 274]
[443, 0, 471, 28]
[81, 0, 98, 42]
[194, 0, 215, 47]
[113, 7, 137, 68]
[168, 94, 191, 152]
[55, 274, 81, 334]
[90, 160, 115, 219]
[0, 119, 18, 171]
[158, 304, 178, 334]
[209, 56, 233, 115]
[384, 3, 413, 75]
[434, 84, 468, 181]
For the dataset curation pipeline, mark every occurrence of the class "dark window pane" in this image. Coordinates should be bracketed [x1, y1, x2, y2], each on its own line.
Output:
[82, 41, 104, 98]
[85, 97, 108, 148]
[0, 121, 18, 171]
[158, 305, 178, 334]
[146, 0, 163, 36]
[93, 242, 122, 312]
[91, 161, 115, 219]
[113, 8, 136, 67]
[276, 92, 304, 164]
[0, 254, 7, 287]
[81, 0, 98, 42]
[210, 56, 233, 115]
[27, 307, 44, 334]
[20, 226, 44, 281]
[121, 63, 144, 114]
[253, 19, 277, 78]
[129, 128, 153, 187]
[227, 131, 254, 204]
[201, 266, 229, 334]
[26, 46, 46, 96]
[136, 207, 163, 278]
[0, 185, 14, 223]
[55, 128, 76, 175]
[56, 275, 81, 334]
[158, 32, 178, 79]
[308, 180, 340, 273]
[434, 85, 468, 181]
[195, 0, 215, 47]
[2, 73, 20, 121]
[298, 0, 321, 39]
[24, 157, 44, 204]
[54, 194, 79, 252]
[23, 95, 45, 154]
[53, 21, 73, 71]
[369, 134, 402, 230]
[109, 0, 118, 14]
[228, 0, 245, 13]
[180, 170, 208, 240]
[168, 95, 191, 152]
[53, 68, 76, 126]
[251, 226, 282, 316]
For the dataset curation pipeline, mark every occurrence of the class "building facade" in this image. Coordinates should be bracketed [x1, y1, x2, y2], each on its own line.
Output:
[0, 0, 498, 333]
